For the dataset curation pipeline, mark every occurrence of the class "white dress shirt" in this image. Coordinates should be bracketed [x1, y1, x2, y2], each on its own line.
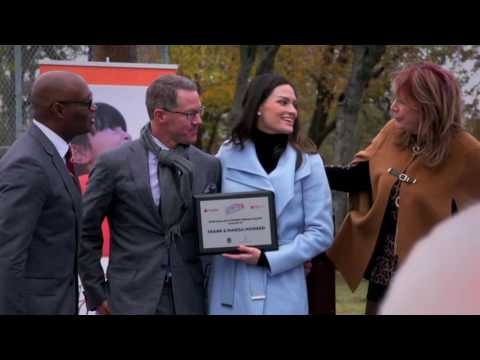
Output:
[148, 137, 171, 207]
[33, 119, 69, 164]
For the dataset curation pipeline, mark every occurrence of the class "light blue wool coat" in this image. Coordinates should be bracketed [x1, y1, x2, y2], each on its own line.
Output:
[208, 140, 334, 315]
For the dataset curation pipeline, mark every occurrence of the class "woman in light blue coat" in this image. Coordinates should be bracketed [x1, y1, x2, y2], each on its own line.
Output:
[208, 74, 334, 315]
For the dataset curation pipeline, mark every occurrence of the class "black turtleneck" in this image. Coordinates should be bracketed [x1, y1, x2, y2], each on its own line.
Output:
[250, 128, 288, 270]
[252, 128, 289, 174]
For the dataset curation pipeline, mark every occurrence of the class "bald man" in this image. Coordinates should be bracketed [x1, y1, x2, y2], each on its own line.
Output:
[0, 71, 96, 314]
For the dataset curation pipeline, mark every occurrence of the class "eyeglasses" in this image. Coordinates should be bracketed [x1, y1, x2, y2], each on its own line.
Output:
[57, 99, 94, 109]
[163, 106, 205, 121]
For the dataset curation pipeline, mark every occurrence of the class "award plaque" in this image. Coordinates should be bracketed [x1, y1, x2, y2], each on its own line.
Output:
[194, 191, 278, 255]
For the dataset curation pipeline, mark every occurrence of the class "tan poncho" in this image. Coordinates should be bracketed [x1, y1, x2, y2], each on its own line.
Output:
[327, 120, 480, 291]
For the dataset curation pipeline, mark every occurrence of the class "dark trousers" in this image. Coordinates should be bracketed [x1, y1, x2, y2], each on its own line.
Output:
[155, 280, 176, 315]
[307, 253, 336, 315]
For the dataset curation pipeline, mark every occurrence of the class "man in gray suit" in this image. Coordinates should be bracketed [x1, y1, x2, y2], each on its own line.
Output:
[79, 75, 221, 315]
[0, 71, 96, 314]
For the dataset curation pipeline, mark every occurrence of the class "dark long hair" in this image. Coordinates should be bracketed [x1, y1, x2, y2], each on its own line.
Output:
[230, 73, 316, 154]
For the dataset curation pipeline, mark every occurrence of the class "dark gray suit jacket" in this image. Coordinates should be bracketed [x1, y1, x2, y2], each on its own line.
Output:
[78, 139, 221, 315]
[0, 125, 82, 314]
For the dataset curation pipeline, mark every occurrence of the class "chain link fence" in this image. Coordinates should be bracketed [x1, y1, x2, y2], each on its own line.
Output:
[0, 45, 89, 157]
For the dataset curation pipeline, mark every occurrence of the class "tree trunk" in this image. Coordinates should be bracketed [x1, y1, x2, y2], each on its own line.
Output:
[255, 45, 280, 75]
[333, 45, 386, 228]
[228, 45, 281, 130]
[205, 113, 223, 154]
[308, 46, 349, 148]
[228, 46, 257, 126]
[90, 45, 138, 62]
[308, 78, 337, 147]
[136, 45, 162, 63]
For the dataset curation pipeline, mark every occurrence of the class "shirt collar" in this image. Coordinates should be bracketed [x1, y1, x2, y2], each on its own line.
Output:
[152, 135, 171, 151]
[33, 119, 70, 160]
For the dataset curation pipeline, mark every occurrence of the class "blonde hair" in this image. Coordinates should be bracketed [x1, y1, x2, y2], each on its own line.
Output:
[392, 62, 464, 167]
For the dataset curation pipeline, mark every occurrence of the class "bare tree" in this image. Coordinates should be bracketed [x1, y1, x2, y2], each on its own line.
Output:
[256, 45, 281, 75]
[90, 45, 138, 62]
[228, 46, 257, 126]
[308, 45, 350, 148]
[136, 45, 163, 63]
[228, 45, 281, 127]
[332, 45, 386, 228]
[90, 45, 170, 64]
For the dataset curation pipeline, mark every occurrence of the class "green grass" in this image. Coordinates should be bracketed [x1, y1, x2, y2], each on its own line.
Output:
[335, 272, 368, 315]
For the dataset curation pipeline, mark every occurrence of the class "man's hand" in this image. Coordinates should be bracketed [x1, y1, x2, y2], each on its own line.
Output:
[96, 300, 111, 315]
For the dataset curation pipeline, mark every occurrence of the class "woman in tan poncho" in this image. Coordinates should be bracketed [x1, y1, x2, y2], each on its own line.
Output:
[326, 62, 480, 314]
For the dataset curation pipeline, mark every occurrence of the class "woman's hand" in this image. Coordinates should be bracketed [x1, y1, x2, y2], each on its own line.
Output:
[223, 245, 262, 265]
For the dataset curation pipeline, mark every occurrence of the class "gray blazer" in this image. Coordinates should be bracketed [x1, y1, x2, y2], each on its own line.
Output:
[78, 139, 221, 315]
[0, 125, 82, 314]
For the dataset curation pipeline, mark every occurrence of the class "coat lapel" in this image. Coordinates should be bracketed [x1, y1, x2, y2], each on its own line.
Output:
[29, 125, 82, 220]
[222, 141, 274, 192]
[51, 152, 82, 217]
[221, 141, 312, 217]
[128, 140, 162, 223]
[269, 145, 311, 216]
